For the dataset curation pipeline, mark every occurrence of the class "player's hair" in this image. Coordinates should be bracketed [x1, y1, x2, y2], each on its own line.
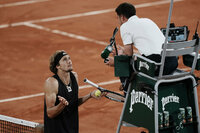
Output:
[115, 2, 136, 19]
[49, 50, 67, 74]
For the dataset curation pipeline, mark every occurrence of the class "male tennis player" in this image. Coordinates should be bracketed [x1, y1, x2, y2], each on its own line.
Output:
[105, 2, 178, 94]
[44, 50, 103, 133]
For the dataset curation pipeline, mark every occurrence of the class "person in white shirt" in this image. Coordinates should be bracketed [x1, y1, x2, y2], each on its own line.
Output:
[106, 2, 178, 93]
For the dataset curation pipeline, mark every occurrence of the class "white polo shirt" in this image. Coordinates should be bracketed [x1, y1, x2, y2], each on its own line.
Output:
[120, 15, 165, 56]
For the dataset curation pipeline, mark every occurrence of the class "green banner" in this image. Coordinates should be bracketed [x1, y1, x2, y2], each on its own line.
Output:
[121, 75, 199, 133]
[122, 75, 156, 133]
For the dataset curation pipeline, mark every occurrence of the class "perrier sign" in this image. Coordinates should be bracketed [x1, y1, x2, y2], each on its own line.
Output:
[121, 74, 199, 133]
[122, 74, 156, 133]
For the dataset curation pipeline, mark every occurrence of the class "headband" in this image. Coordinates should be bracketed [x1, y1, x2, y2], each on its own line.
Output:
[54, 52, 67, 66]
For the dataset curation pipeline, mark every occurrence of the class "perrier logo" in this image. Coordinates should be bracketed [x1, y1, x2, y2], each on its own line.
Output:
[129, 89, 154, 113]
[161, 93, 179, 111]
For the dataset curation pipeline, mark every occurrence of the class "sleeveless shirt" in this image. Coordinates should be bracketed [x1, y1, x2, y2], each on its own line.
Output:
[44, 72, 79, 133]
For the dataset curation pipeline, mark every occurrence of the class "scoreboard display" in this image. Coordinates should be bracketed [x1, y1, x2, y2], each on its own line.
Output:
[161, 24, 189, 42]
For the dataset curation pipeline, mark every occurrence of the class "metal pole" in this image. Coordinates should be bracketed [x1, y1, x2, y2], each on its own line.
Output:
[159, 0, 174, 78]
[116, 83, 132, 133]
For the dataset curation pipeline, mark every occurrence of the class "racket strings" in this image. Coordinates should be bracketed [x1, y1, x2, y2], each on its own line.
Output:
[105, 93, 125, 102]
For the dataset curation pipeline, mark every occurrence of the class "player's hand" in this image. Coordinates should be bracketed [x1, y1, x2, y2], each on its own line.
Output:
[105, 57, 114, 67]
[117, 45, 125, 55]
[90, 90, 107, 99]
[58, 96, 69, 106]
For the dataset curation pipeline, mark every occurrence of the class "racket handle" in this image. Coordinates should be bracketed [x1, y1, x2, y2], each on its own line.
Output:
[84, 78, 99, 88]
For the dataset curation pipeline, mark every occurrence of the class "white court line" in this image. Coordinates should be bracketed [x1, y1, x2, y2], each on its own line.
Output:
[25, 24, 150, 49]
[24, 22, 109, 46]
[0, 79, 120, 103]
[0, 0, 49, 8]
[0, 0, 183, 29]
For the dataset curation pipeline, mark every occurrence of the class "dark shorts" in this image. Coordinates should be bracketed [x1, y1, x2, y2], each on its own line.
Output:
[143, 54, 178, 76]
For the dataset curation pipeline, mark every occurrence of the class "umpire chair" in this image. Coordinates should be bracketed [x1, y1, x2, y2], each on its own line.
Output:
[116, 0, 200, 132]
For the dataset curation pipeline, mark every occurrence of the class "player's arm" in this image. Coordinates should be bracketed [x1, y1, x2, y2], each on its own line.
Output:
[71, 72, 102, 106]
[72, 72, 92, 106]
[78, 90, 103, 106]
[44, 77, 68, 118]
[123, 43, 133, 56]
[78, 93, 92, 106]
[78, 90, 107, 106]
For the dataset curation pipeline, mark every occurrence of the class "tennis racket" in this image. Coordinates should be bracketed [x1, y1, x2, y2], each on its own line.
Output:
[84, 78, 125, 103]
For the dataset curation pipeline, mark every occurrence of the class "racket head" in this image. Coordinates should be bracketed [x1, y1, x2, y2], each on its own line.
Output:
[84, 78, 124, 102]
[105, 92, 125, 103]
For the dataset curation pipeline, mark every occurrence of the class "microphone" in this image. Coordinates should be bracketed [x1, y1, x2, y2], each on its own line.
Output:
[100, 27, 118, 60]
[101, 45, 113, 59]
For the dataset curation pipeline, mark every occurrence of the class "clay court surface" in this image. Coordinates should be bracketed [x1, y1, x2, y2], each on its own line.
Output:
[0, 0, 200, 132]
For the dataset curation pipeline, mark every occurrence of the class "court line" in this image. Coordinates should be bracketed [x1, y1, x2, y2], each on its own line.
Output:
[0, 0, 183, 29]
[0, 0, 49, 8]
[0, 79, 120, 103]
[24, 22, 109, 46]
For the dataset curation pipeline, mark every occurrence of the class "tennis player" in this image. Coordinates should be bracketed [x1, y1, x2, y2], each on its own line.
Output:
[44, 50, 102, 133]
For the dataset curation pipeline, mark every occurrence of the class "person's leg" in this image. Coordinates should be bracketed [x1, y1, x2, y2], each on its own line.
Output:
[163, 56, 178, 75]
[143, 54, 178, 75]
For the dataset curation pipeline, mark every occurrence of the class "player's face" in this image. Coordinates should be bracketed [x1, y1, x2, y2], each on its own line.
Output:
[117, 15, 127, 25]
[117, 15, 123, 25]
[58, 55, 73, 72]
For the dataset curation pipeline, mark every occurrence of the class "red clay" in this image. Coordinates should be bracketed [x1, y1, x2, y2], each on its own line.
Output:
[0, 0, 199, 132]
